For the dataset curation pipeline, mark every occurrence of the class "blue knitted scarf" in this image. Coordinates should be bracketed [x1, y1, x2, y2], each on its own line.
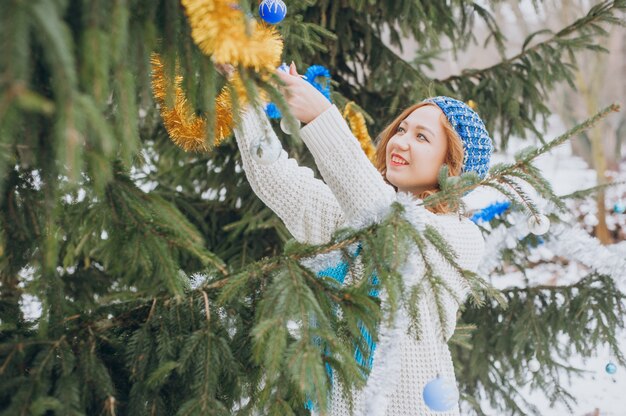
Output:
[305, 243, 380, 411]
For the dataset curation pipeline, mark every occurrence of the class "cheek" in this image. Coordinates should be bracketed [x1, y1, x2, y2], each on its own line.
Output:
[385, 138, 394, 152]
[435, 146, 448, 167]
[384, 140, 394, 161]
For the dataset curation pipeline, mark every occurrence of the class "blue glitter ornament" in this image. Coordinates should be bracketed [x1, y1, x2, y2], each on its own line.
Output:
[614, 201, 626, 214]
[606, 362, 617, 374]
[423, 376, 460, 412]
[259, 0, 287, 24]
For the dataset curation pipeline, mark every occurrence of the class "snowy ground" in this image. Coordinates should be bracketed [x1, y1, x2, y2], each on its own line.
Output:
[465, 117, 626, 415]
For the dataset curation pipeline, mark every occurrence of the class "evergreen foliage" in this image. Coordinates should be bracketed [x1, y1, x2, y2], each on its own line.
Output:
[1, 1, 624, 415]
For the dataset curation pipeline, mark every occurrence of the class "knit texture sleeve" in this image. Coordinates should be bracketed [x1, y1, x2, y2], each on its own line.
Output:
[233, 105, 344, 245]
[299, 104, 396, 223]
[428, 214, 486, 342]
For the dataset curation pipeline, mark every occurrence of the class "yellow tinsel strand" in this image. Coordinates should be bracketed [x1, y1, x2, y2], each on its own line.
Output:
[181, 0, 283, 72]
[151, 54, 234, 152]
[343, 102, 377, 163]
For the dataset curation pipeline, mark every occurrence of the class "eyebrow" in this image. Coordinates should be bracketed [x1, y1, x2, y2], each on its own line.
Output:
[400, 120, 435, 137]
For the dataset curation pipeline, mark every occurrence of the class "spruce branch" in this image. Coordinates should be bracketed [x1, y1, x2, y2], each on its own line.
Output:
[439, 0, 626, 85]
[512, 103, 620, 164]
[4, 2, 625, 414]
[559, 180, 626, 200]
[434, 1, 625, 146]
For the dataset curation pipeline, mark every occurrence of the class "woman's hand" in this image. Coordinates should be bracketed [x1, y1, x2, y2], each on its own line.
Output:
[275, 62, 331, 124]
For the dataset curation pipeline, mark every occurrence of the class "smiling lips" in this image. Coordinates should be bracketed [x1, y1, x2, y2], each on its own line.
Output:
[390, 153, 409, 166]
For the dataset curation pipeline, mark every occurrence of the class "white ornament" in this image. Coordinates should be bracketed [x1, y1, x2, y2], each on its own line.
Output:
[280, 117, 301, 135]
[528, 357, 540, 373]
[527, 214, 550, 235]
[249, 134, 281, 165]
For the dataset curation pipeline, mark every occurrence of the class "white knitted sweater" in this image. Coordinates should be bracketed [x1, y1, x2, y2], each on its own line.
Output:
[233, 104, 485, 416]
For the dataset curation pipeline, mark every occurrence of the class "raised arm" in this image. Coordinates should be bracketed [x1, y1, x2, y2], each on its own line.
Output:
[298, 104, 397, 223]
[233, 104, 345, 245]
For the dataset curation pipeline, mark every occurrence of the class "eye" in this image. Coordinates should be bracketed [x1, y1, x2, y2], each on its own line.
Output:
[396, 126, 406, 133]
[417, 133, 429, 142]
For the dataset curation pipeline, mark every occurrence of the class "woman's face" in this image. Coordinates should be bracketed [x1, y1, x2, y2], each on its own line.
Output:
[385, 105, 449, 195]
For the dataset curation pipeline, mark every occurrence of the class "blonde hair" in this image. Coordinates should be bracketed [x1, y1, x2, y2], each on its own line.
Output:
[374, 102, 465, 214]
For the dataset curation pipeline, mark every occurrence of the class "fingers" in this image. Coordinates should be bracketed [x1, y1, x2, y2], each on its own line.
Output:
[274, 63, 305, 101]
[289, 61, 298, 76]
[275, 68, 299, 86]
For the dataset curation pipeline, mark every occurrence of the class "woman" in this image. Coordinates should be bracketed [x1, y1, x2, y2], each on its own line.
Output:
[231, 63, 493, 415]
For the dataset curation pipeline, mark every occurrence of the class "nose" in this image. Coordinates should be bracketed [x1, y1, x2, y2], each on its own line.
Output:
[394, 134, 410, 151]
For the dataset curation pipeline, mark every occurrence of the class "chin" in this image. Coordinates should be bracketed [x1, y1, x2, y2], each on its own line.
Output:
[385, 177, 398, 189]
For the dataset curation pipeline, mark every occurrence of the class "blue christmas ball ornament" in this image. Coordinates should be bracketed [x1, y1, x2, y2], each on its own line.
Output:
[259, 0, 287, 24]
[606, 362, 617, 374]
[614, 201, 626, 214]
[423, 376, 459, 412]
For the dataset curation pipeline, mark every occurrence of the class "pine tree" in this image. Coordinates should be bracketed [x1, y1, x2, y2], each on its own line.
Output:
[0, 1, 624, 415]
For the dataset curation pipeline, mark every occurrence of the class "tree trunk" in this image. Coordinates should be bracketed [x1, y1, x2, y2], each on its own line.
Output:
[590, 124, 612, 244]
[577, 69, 612, 244]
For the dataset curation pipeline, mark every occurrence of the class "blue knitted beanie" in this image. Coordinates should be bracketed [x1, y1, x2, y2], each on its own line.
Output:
[423, 96, 493, 179]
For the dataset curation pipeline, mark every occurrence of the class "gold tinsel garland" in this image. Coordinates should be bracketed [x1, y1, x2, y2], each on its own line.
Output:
[151, 0, 283, 152]
[151, 54, 234, 152]
[343, 102, 377, 163]
[153, 54, 380, 156]
[154, 2, 373, 156]
[181, 0, 283, 71]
